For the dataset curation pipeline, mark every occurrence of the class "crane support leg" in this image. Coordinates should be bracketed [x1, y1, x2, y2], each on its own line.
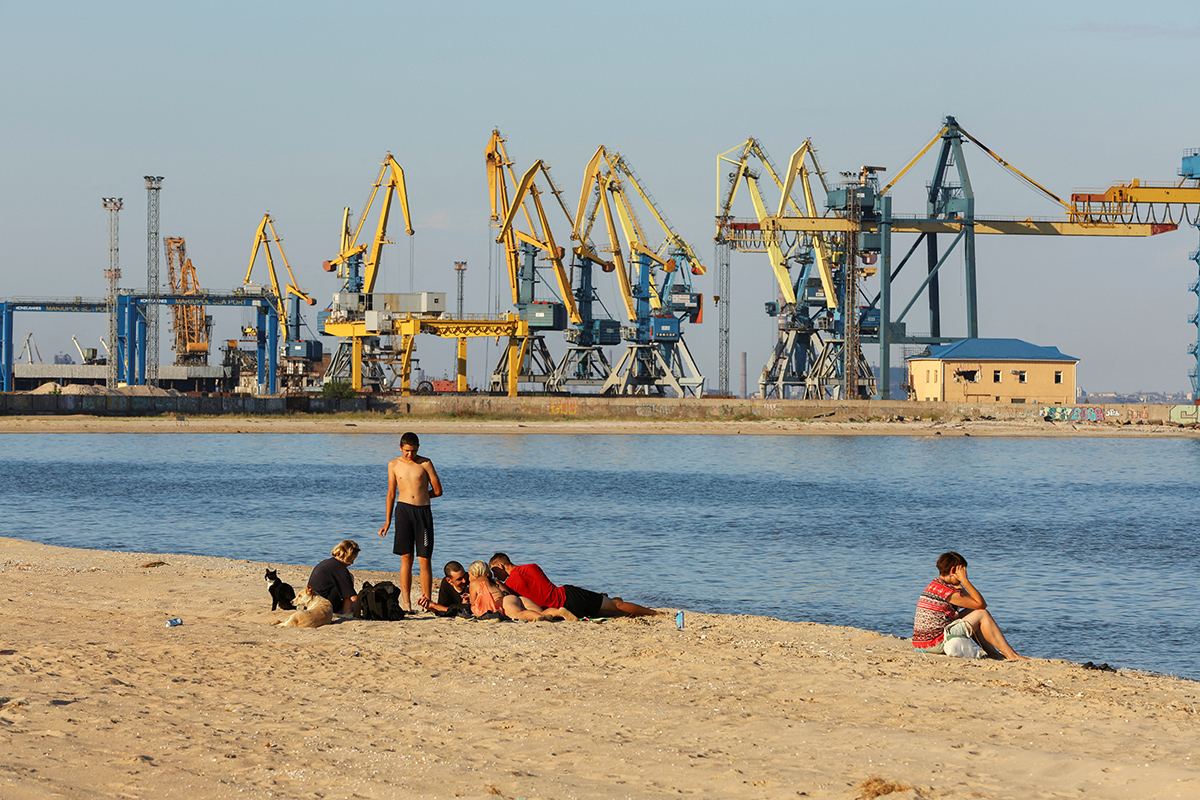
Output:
[878, 196, 892, 398]
[965, 223, 978, 338]
[352, 337, 363, 391]
[400, 334, 414, 395]
[0, 303, 12, 393]
[507, 336, 521, 397]
[456, 337, 467, 392]
[926, 234, 941, 339]
[135, 306, 147, 385]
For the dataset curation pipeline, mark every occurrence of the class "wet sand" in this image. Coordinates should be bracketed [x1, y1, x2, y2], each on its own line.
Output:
[1, 537, 1197, 799]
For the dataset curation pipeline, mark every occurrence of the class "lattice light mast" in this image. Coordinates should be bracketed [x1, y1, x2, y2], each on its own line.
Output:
[454, 261, 467, 318]
[102, 197, 123, 388]
[714, 236, 731, 395]
[144, 176, 164, 386]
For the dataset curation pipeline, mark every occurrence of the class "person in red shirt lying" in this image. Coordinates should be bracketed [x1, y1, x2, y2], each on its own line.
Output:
[488, 553, 662, 619]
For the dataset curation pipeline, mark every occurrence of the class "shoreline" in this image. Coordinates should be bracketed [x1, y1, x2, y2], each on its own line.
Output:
[2, 413, 1199, 437]
[2, 536, 1197, 799]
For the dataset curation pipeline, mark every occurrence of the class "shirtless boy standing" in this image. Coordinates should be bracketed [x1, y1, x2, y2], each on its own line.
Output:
[377, 431, 443, 611]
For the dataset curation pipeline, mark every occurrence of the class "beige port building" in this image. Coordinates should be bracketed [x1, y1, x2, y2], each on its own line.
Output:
[906, 338, 1078, 404]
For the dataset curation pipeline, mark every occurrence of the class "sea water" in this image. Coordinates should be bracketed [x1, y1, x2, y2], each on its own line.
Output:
[1, 432, 1197, 679]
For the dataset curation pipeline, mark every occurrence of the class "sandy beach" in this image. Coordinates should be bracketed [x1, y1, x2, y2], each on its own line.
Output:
[1, 537, 1197, 799]
[1, 414, 1198, 438]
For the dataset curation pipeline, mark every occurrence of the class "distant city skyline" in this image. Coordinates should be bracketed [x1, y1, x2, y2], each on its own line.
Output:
[3, 1, 1198, 394]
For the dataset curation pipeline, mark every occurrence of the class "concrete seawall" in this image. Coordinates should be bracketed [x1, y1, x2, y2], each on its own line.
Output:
[3, 392, 1197, 426]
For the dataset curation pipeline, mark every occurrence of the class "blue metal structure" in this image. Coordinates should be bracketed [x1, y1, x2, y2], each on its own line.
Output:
[0, 298, 107, 393]
[872, 117, 980, 399]
[1, 292, 278, 394]
[1183, 150, 1200, 400]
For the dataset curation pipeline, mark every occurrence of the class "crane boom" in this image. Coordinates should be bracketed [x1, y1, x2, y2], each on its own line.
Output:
[489, 130, 582, 326]
[608, 153, 706, 275]
[246, 214, 317, 343]
[322, 153, 414, 295]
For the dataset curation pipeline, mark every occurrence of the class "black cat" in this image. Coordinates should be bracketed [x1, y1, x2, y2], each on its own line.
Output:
[265, 568, 296, 611]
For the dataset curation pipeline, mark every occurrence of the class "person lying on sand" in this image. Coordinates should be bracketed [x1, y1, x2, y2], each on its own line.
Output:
[913, 551, 1029, 659]
[467, 561, 576, 622]
[418, 560, 471, 616]
[488, 553, 662, 618]
[307, 539, 360, 616]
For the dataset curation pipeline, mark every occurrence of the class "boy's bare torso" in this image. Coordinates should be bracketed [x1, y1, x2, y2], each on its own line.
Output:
[389, 454, 434, 506]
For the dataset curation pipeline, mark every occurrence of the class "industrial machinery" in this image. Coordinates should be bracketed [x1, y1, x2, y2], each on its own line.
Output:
[744, 117, 1177, 399]
[71, 334, 103, 365]
[485, 129, 584, 392]
[716, 138, 875, 399]
[318, 152, 526, 395]
[1069, 152, 1200, 398]
[245, 213, 320, 360]
[318, 153, 416, 391]
[163, 237, 211, 366]
[575, 145, 706, 397]
[17, 333, 42, 364]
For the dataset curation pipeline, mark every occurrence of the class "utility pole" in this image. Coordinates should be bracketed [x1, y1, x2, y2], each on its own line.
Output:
[144, 176, 164, 387]
[454, 261, 467, 318]
[102, 197, 122, 388]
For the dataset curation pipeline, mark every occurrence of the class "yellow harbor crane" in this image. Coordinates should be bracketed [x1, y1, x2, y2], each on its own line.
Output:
[720, 117, 1179, 399]
[486, 128, 581, 391]
[715, 137, 866, 398]
[574, 144, 706, 396]
[244, 213, 317, 347]
[319, 151, 528, 395]
[319, 153, 416, 391]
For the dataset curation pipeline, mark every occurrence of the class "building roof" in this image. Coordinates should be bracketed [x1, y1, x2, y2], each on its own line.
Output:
[911, 338, 1078, 362]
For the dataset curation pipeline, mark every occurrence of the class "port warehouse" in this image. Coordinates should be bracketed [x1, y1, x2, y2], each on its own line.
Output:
[1, 392, 1197, 426]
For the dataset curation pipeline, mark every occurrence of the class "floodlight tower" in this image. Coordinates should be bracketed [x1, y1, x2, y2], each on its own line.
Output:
[144, 176, 164, 386]
[714, 234, 731, 395]
[102, 197, 123, 388]
[454, 261, 467, 318]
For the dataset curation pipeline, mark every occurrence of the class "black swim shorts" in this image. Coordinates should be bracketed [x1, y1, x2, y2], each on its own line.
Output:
[393, 501, 434, 559]
[562, 584, 604, 618]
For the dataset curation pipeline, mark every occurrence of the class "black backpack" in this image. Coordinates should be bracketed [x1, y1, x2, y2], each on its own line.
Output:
[358, 581, 406, 621]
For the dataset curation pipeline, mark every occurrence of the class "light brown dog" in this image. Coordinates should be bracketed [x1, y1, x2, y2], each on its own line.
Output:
[274, 586, 334, 629]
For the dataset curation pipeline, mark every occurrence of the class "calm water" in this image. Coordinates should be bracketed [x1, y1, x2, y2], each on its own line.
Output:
[1, 433, 1197, 678]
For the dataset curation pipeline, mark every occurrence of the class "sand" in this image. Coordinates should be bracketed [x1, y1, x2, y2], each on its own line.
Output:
[1, 537, 1197, 799]
[1, 414, 1198, 438]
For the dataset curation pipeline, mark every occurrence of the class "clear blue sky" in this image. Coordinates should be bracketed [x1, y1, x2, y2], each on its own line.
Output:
[3, 1, 1198, 393]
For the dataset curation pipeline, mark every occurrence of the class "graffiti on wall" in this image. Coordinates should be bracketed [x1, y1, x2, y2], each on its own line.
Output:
[547, 398, 579, 416]
[1041, 406, 1109, 422]
[1169, 405, 1199, 424]
[636, 403, 675, 417]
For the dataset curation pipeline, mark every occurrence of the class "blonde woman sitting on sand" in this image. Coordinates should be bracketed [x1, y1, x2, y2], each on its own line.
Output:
[468, 561, 576, 622]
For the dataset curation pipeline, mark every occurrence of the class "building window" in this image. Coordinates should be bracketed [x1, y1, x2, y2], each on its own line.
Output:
[1018, 371, 1027, 384]
[925, 370, 930, 383]
[933, 370, 938, 382]
[993, 370, 1001, 383]
[1054, 370, 1063, 384]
